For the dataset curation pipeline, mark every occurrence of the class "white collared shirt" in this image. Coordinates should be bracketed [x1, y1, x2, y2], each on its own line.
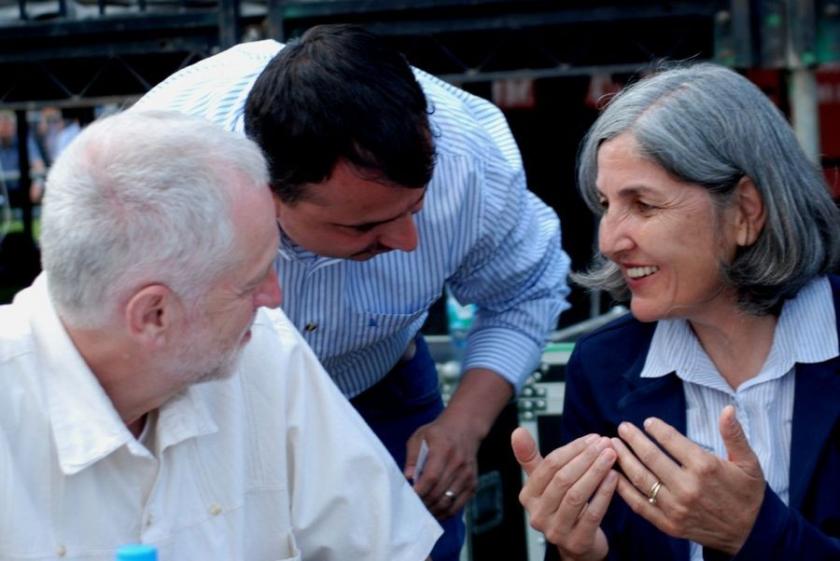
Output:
[0, 276, 442, 561]
[640, 277, 838, 560]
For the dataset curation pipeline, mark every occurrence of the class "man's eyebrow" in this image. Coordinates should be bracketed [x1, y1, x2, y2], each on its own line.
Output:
[342, 190, 426, 229]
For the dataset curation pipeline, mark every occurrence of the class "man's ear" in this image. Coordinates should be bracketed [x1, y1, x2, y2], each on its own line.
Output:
[124, 284, 180, 348]
[734, 177, 766, 247]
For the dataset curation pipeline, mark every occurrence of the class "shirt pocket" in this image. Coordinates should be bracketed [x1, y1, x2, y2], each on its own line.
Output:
[347, 269, 437, 330]
[350, 297, 436, 339]
[345, 260, 441, 317]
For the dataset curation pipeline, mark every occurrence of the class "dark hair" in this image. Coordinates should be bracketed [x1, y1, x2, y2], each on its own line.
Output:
[245, 24, 435, 203]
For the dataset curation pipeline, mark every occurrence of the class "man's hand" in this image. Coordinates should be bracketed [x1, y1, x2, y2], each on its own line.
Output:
[512, 428, 616, 561]
[404, 368, 512, 519]
[406, 417, 480, 518]
[612, 405, 765, 555]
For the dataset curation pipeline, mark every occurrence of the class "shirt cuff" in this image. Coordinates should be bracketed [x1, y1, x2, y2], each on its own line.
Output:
[462, 327, 544, 392]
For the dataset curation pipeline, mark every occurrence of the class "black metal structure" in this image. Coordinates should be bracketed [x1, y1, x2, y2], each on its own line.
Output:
[0, 0, 246, 110]
[270, 1, 724, 78]
[3, 0, 838, 304]
[3, 0, 838, 110]
[0, 0, 732, 110]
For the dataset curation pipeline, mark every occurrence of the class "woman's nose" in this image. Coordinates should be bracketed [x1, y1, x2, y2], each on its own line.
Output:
[598, 212, 634, 258]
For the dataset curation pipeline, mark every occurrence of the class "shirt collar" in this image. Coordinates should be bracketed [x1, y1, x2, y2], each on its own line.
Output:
[774, 276, 838, 364]
[30, 275, 218, 474]
[276, 224, 317, 262]
[233, 112, 245, 135]
[639, 317, 707, 382]
[275, 223, 342, 268]
[155, 385, 218, 453]
[640, 276, 838, 382]
[29, 275, 134, 475]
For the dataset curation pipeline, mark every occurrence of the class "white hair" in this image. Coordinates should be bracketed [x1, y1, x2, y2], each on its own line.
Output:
[40, 110, 270, 327]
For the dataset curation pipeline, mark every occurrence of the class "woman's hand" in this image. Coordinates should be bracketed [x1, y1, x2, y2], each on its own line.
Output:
[612, 405, 766, 555]
[512, 428, 618, 561]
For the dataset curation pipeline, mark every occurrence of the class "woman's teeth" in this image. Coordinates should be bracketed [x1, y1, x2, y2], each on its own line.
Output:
[627, 266, 659, 279]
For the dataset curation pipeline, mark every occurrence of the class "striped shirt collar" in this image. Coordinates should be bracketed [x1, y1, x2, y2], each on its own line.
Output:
[275, 223, 317, 261]
[275, 222, 344, 269]
[640, 277, 838, 387]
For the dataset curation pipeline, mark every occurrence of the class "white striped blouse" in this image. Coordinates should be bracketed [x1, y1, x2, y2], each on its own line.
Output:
[639, 276, 838, 561]
[134, 40, 571, 397]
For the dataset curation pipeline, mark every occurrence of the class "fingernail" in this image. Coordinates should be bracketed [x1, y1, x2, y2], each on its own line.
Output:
[585, 434, 599, 445]
[643, 418, 654, 430]
[727, 411, 738, 429]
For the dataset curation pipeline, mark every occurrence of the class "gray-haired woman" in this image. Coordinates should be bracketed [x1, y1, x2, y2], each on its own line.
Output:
[513, 63, 840, 561]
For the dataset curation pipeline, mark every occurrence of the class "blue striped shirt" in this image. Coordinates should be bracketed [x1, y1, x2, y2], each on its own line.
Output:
[639, 276, 838, 561]
[135, 40, 570, 397]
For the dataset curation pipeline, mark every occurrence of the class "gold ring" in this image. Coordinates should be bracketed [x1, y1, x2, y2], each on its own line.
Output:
[647, 480, 663, 505]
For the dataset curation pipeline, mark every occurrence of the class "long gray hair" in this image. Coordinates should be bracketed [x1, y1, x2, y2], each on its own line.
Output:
[575, 63, 840, 315]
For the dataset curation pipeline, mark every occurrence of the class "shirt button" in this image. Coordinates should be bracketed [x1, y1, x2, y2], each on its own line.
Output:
[209, 503, 223, 516]
[145, 514, 154, 527]
[304, 322, 318, 332]
[56, 545, 67, 557]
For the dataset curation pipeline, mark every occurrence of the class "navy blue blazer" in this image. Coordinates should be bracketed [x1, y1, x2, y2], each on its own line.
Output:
[546, 275, 840, 561]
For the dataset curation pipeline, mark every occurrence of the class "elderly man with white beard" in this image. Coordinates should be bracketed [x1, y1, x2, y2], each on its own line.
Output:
[0, 110, 441, 561]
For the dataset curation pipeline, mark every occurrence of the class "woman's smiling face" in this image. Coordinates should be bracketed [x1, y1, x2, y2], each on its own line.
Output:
[595, 133, 741, 324]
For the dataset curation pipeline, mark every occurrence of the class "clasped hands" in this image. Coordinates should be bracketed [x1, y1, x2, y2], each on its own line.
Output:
[512, 405, 766, 561]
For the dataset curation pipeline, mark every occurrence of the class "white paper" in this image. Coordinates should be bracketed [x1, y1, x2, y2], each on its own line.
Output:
[414, 439, 430, 482]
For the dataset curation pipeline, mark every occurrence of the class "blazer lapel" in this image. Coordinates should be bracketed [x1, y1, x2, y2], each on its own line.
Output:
[790, 276, 840, 509]
[618, 364, 687, 434]
[615, 344, 690, 561]
[789, 357, 840, 509]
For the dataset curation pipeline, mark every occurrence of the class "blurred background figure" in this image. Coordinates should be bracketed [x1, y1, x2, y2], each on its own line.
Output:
[0, 109, 45, 208]
[0, 110, 45, 300]
[37, 106, 86, 167]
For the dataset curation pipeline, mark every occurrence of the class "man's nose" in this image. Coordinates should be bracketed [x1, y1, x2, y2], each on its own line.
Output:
[255, 268, 283, 309]
[378, 213, 419, 253]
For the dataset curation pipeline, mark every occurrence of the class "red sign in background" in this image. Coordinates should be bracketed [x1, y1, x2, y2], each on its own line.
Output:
[817, 68, 840, 197]
[748, 67, 840, 198]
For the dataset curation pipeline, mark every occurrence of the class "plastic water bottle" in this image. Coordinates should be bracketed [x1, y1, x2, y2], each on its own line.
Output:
[115, 544, 157, 561]
[445, 289, 476, 369]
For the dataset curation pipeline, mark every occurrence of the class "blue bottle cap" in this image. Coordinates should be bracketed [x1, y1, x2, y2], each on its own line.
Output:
[115, 544, 158, 561]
